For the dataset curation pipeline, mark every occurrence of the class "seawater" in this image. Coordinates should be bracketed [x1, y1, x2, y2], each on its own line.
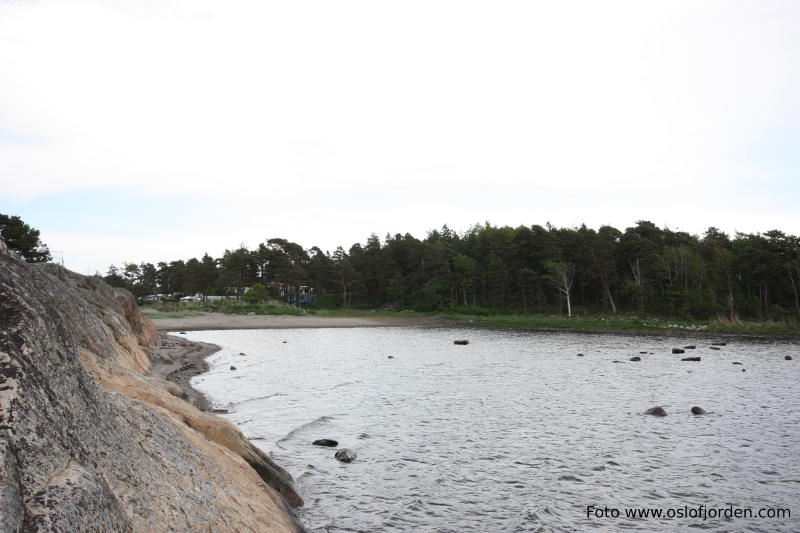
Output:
[185, 327, 800, 532]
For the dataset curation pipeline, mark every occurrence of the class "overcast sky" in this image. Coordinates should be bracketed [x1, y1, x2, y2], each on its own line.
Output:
[1, 0, 799, 274]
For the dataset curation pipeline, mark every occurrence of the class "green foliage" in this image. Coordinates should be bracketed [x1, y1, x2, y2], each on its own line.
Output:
[108, 221, 800, 326]
[0, 214, 51, 262]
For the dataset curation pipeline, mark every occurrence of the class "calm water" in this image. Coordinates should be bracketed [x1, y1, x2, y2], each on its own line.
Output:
[185, 328, 800, 532]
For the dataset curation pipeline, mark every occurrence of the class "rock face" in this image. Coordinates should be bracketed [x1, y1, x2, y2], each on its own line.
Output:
[334, 449, 357, 463]
[645, 407, 667, 417]
[0, 243, 302, 532]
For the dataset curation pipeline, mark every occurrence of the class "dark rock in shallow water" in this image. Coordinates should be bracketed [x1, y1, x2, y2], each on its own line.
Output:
[238, 352, 246, 355]
[709, 346, 721, 351]
[388, 355, 394, 359]
[179, 331, 187, 334]
[684, 345, 696, 350]
[639, 351, 647, 354]
[732, 361, 742, 365]
[312, 439, 338, 447]
[691, 406, 707, 415]
[577, 353, 584, 357]
[712, 342, 727, 346]
[454, 340, 469, 345]
[672, 348, 685, 354]
[785, 355, 793, 360]
[612, 360, 624, 363]
[335, 449, 357, 463]
[229, 365, 237, 370]
[681, 357, 701, 362]
[629, 356, 641, 362]
[211, 408, 229, 414]
[645, 406, 667, 417]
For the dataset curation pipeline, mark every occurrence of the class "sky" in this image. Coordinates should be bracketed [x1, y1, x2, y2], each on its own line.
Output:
[1, 0, 799, 274]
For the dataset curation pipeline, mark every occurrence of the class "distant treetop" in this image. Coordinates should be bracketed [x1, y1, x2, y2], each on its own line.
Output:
[0, 214, 51, 263]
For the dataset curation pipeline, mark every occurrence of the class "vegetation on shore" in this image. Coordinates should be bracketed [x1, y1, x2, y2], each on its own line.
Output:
[142, 301, 800, 336]
[103, 221, 800, 328]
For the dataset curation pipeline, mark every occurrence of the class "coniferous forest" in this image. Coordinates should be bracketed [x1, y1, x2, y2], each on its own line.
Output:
[103, 221, 800, 322]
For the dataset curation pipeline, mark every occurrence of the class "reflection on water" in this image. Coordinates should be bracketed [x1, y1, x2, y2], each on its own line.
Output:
[186, 328, 800, 532]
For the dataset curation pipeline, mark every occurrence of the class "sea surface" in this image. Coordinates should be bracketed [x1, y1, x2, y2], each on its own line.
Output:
[185, 327, 800, 532]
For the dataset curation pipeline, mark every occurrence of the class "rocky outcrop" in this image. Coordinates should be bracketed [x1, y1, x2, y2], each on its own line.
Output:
[0, 242, 303, 531]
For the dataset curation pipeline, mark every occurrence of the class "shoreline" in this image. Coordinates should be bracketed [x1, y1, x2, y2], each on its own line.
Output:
[151, 311, 800, 341]
[151, 333, 221, 411]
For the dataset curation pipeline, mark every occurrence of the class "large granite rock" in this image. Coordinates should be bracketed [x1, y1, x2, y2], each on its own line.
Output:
[0, 241, 303, 532]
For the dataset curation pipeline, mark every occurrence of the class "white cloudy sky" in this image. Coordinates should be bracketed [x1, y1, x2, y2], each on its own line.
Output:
[1, 0, 799, 273]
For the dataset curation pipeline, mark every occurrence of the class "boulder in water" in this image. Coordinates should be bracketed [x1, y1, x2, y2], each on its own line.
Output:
[732, 361, 742, 365]
[335, 449, 357, 463]
[577, 353, 584, 357]
[629, 356, 641, 362]
[785, 355, 793, 360]
[454, 340, 469, 345]
[709, 346, 720, 351]
[681, 357, 701, 362]
[229, 365, 237, 370]
[684, 345, 696, 350]
[672, 348, 685, 354]
[645, 406, 667, 417]
[712, 342, 727, 346]
[690, 406, 707, 415]
[312, 439, 338, 447]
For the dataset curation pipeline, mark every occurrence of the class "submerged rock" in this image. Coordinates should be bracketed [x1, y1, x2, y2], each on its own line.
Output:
[681, 357, 701, 362]
[712, 342, 727, 346]
[684, 345, 696, 350]
[645, 406, 667, 417]
[230, 365, 237, 370]
[312, 439, 338, 447]
[388, 355, 394, 359]
[710, 346, 721, 351]
[629, 356, 642, 362]
[785, 355, 793, 360]
[335, 449, 357, 463]
[672, 348, 685, 354]
[732, 361, 743, 365]
[454, 340, 469, 345]
[691, 406, 707, 415]
[577, 353, 584, 357]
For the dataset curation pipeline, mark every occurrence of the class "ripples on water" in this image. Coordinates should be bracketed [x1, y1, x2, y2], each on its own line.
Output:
[186, 328, 800, 532]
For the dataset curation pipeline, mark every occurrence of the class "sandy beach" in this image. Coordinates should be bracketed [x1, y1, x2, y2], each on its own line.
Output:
[152, 312, 458, 331]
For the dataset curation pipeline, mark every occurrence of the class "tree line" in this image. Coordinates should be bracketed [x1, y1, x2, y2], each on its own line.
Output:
[102, 221, 800, 322]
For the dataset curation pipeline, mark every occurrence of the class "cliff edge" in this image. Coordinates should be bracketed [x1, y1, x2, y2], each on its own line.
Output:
[0, 240, 303, 532]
